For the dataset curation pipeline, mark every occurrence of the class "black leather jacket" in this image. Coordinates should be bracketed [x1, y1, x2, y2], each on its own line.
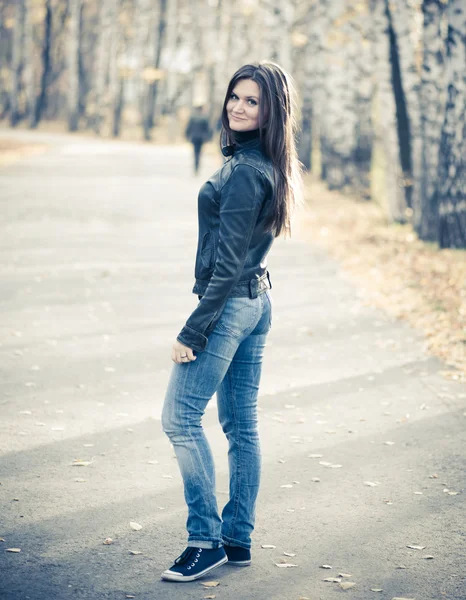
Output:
[177, 129, 276, 352]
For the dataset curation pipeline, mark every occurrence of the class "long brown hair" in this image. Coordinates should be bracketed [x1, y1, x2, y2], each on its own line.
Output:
[220, 62, 303, 238]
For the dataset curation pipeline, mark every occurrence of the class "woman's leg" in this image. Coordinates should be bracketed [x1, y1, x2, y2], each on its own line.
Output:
[217, 294, 271, 549]
[161, 295, 264, 549]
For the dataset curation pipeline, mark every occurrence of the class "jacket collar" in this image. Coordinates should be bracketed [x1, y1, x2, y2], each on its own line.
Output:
[222, 129, 262, 156]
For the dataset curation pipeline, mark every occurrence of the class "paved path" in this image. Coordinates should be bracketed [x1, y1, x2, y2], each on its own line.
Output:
[0, 129, 464, 600]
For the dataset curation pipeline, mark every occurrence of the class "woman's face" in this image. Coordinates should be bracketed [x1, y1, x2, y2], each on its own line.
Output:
[226, 79, 261, 132]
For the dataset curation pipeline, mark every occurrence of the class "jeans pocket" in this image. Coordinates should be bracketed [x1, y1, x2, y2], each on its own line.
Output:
[215, 297, 260, 338]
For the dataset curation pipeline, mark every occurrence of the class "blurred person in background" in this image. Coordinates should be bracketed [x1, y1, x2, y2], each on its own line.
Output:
[185, 104, 212, 175]
[161, 62, 303, 582]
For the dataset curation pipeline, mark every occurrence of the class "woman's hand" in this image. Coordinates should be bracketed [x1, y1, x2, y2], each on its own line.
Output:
[172, 340, 197, 364]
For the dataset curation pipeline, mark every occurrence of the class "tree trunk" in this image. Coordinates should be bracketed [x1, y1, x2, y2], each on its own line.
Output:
[33, 0, 52, 127]
[67, 0, 82, 131]
[370, 0, 407, 221]
[143, 0, 167, 141]
[417, 0, 448, 240]
[10, 0, 25, 127]
[386, 0, 424, 219]
[23, 0, 36, 128]
[318, 1, 372, 193]
[93, 0, 116, 134]
[437, 0, 466, 249]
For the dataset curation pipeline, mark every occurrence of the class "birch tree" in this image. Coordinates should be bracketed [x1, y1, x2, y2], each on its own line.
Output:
[370, 0, 408, 221]
[417, 0, 448, 240]
[67, 0, 82, 131]
[437, 0, 466, 248]
[10, 0, 25, 126]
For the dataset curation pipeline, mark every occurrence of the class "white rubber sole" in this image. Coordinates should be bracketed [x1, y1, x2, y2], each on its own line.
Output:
[226, 559, 251, 566]
[161, 555, 228, 582]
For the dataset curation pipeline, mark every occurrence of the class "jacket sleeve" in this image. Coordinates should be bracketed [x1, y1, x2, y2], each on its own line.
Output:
[177, 164, 266, 352]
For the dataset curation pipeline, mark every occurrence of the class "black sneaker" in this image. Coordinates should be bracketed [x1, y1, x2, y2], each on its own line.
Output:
[161, 546, 227, 582]
[224, 544, 251, 566]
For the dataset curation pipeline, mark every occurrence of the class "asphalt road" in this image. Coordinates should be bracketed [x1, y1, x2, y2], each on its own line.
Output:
[0, 129, 465, 600]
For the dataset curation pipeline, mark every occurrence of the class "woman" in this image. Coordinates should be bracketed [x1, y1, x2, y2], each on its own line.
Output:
[161, 61, 302, 582]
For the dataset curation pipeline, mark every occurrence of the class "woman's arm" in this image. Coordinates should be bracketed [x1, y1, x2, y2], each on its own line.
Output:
[176, 164, 266, 352]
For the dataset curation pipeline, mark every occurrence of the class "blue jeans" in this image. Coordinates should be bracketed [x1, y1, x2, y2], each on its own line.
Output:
[162, 290, 272, 550]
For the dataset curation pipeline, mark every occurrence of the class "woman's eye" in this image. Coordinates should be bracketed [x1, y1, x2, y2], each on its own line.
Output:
[248, 99, 257, 106]
[230, 93, 238, 100]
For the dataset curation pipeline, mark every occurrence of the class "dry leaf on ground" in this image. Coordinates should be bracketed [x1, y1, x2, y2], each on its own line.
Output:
[129, 522, 142, 531]
[200, 581, 220, 587]
[275, 563, 298, 568]
[320, 564, 332, 569]
[261, 544, 276, 549]
[340, 582, 356, 590]
[323, 577, 342, 583]
[103, 538, 113, 545]
[406, 544, 425, 550]
[6, 548, 21, 553]
[129, 550, 142, 555]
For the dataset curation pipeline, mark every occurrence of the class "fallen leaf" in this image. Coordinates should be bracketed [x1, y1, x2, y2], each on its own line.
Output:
[162, 474, 173, 479]
[200, 581, 220, 587]
[323, 577, 342, 582]
[364, 481, 379, 487]
[283, 552, 296, 557]
[72, 459, 92, 467]
[311, 477, 321, 482]
[103, 538, 113, 545]
[330, 464, 343, 468]
[129, 550, 142, 555]
[396, 565, 408, 569]
[147, 460, 158, 465]
[19, 410, 32, 415]
[413, 491, 423, 495]
[320, 564, 333, 569]
[204, 596, 216, 599]
[280, 484, 293, 488]
[340, 582, 356, 590]
[125, 596, 135, 598]
[275, 563, 298, 568]
[339, 573, 352, 577]
[0, 538, 5, 542]
[74, 478, 86, 483]
[371, 589, 384, 592]
[6, 548, 21, 553]
[83, 444, 94, 448]
[384, 441, 395, 445]
[261, 544, 276, 549]
[319, 461, 333, 467]
[406, 544, 425, 550]
[308, 454, 324, 458]
[422, 555, 434, 559]
[129, 522, 142, 531]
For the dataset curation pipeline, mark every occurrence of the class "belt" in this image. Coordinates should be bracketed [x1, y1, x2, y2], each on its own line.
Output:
[197, 271, 272, 301]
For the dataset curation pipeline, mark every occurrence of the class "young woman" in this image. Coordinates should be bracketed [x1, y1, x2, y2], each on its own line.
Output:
[161, 61, 302, 582]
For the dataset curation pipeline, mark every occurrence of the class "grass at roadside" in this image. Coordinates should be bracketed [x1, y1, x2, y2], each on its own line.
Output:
[0, 138, 48, 166]
[298, 174, 466, 380]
